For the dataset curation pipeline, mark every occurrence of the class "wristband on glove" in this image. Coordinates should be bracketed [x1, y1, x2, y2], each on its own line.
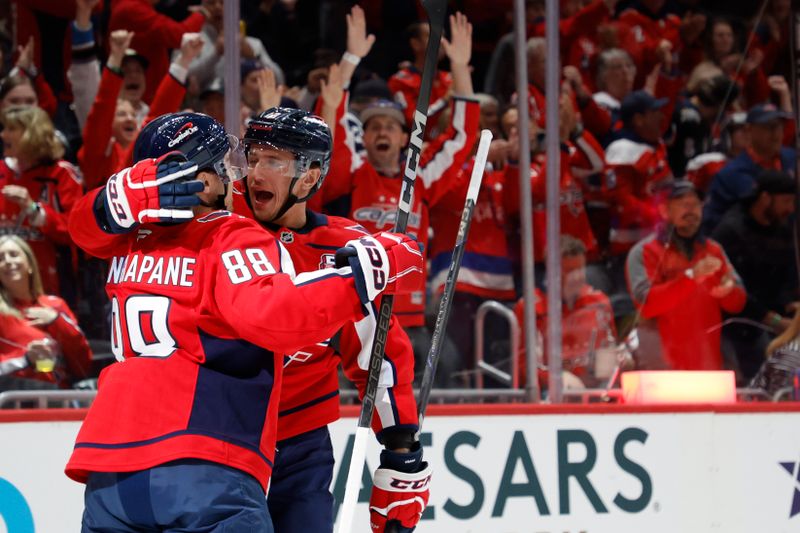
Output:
[380, 441, 424, 473]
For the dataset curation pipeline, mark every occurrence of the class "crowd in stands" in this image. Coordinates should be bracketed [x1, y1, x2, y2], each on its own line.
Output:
[1, 0, 799, 397]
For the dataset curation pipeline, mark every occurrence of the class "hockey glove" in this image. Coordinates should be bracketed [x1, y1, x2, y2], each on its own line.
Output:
[103, 152, 203, 233]
[334, 232, 424, 305]
[369, 442, 431, 533]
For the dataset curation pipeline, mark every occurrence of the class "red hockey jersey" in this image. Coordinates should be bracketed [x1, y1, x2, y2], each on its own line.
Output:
[604, 136, 673, 255]
[429, 160, 515, 301]
[617, 7, 682, 87]
[248, 208, 418, 442]
[316, 91, 480, 327]
[0, 158, 83, 295]
[65, 189, 367, 490]
[504, 133, 605, 262]
[685, 152, 727, 194]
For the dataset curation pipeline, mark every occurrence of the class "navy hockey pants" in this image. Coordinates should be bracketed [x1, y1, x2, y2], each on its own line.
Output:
[268, 426, 335, 533]
[81, 459, 273, 532]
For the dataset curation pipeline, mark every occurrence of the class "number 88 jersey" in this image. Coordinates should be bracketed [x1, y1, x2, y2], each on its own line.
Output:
[65, 191, 367, 491]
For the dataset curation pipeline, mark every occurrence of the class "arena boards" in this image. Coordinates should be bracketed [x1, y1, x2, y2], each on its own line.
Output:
[1, 403, 799, 533]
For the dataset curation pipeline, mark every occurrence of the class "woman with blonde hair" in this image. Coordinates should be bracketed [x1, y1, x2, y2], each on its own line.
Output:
[0, 105, 84, 295]
[0, 235, 91, 390]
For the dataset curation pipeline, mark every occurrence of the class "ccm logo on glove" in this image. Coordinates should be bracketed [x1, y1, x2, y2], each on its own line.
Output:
[389, 474, 431, 491]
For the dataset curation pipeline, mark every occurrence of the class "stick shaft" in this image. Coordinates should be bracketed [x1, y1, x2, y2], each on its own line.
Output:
[416, 130, 492, 429]
[336, 426, 370, 533]
[337, 1, 448, 531]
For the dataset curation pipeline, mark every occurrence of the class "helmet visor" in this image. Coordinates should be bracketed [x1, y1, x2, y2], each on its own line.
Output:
[213, 135, 248, 184]
[245, 142, 308, 178]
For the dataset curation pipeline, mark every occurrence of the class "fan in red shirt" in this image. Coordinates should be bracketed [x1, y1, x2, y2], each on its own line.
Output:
[108, 0, 206, 104]
[0, 235, 91, 390]
[313, 14, 480, 355]
[502, 97, 604, 268]
[0, 106, 83, 296]
[528, 0, 619, 88]
[78, 30, 202, 189]
[514, 235, 617, 389]
[626, 180, 746, 370]
[616, 0, 706, 87]
[426, 94, 514, 375]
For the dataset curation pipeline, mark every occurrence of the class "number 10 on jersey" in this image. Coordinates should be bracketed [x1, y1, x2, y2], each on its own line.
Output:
[111, 295, 177, 361]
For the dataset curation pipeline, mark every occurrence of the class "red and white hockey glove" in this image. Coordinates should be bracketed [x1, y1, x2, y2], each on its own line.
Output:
[369, 444, 431, 533]
[335, 232, 424, 305]
[102, 152, 203, 233]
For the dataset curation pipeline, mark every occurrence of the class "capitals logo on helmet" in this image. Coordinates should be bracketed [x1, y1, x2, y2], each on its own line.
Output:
[133, 112, 245, 184]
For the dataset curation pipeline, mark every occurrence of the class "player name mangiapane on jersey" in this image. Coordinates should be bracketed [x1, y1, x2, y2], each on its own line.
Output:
[107, 254, 197, 287]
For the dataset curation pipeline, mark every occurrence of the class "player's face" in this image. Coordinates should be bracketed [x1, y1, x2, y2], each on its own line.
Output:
[246, 145, 297, 221]
[0, 123, 23, 159]
[1, 84, 37, 110]
[0, 239, 30, 289]
[121, 60, 146, 104]
[363, 116, 407, 169]
[112, 100, 138, 147]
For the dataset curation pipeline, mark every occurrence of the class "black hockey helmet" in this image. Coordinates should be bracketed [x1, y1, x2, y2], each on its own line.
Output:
[133, 111, 246, 184]
[243, 107, 332, 220]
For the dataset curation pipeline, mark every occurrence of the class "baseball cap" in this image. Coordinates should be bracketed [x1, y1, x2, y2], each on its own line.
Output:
[359, 100, 406, 129]
[352, 78, 393, 102]
[755, 170, 796, 195]
[746, 102, 791, 124]
[240, 59, 263, 82]
[659, 179, 701, 201]
[620, 90, 668, 125]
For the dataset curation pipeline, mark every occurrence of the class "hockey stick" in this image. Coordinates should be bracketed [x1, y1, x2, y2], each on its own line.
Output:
[416, 129, 492, 431]
[336, 1, 448, 531]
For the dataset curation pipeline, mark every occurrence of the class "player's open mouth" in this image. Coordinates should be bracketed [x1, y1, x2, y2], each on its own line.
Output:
[123, 124, 137, 134]
[125, 83, 140, 92]
[254, 190, 274, 204]
[376, 140, 391, 151]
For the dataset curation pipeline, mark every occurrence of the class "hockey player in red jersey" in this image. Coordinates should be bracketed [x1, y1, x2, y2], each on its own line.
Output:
[236, 107, 427, 533]
[64, 112, 424, 532]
